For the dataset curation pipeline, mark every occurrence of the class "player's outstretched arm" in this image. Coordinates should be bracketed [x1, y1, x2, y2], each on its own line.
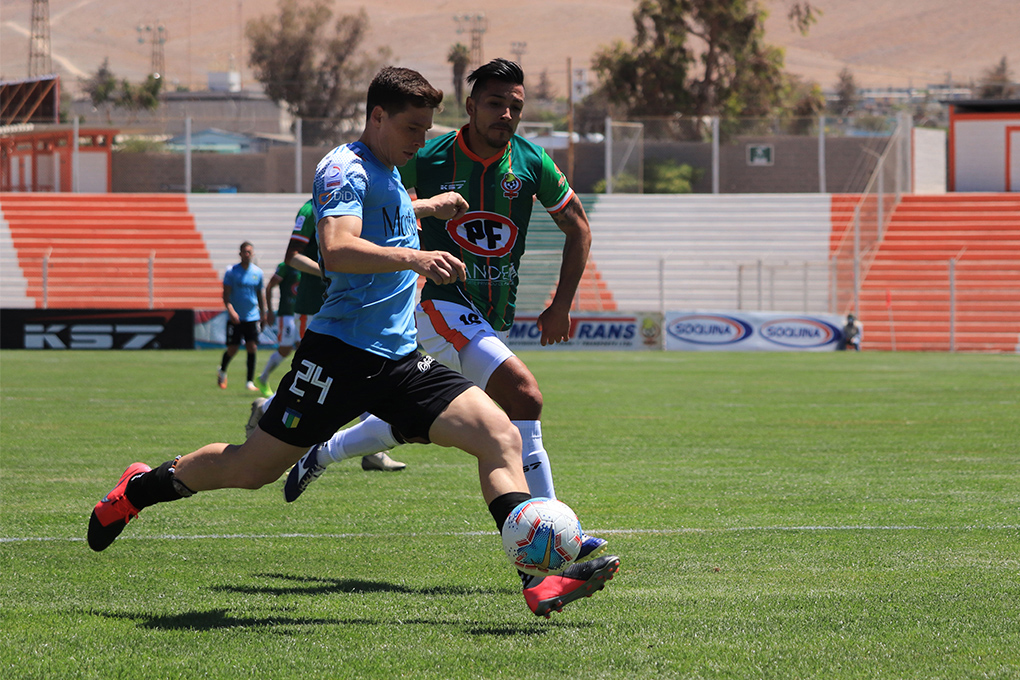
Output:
[538, 194, 593, 345]
[413, 191, 469, 221]
[317, 214, 466, 285]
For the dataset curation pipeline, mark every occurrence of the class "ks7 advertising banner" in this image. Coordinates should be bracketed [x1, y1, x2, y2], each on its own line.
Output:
[0, 309, 195, 350]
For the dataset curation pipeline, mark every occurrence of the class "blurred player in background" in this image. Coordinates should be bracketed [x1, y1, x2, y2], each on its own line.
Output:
[284, 58, 607, 561]
[218, 241, 267, 391]
[253, 260, 300, 397]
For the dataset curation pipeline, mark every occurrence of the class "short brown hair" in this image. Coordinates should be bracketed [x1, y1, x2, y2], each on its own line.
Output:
[366, 67, 443, 121]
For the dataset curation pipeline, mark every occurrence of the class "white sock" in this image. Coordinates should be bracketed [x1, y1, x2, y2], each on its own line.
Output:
[318, 414, 400, 466]
[513, 420, 556, 499]
[260, 351, 284, 382]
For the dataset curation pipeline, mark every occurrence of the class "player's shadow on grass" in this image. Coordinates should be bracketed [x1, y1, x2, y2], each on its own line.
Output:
[94, 609, 577, 637]
[210, 572, 511, 598]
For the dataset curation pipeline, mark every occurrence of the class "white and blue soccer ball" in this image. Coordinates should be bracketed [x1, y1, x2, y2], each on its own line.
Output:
[501, 497, 583, 576]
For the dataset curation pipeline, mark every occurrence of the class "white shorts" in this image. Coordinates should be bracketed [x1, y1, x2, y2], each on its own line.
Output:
[276, 315, 299, 348]
[278, 314, 315, 348]
[415, 299, 515, 389]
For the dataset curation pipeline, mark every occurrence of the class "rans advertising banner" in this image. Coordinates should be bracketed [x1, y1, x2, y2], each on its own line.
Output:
[665, 311, 846, 352]
[506, 312, 662, 351]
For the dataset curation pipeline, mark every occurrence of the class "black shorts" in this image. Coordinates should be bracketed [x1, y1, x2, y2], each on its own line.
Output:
[227, 320, 260, 346]
[259, 330, 474, 448]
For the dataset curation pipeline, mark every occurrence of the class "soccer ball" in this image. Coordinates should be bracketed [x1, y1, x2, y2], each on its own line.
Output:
[501, 497, 583, 576]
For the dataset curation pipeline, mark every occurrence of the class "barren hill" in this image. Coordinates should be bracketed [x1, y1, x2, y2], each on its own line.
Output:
[2, 0, 1018, 98]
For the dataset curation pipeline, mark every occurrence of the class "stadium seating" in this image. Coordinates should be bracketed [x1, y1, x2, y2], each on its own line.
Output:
[586, 194, 833, 312]
[2, 192, 1017, 353]
[1, 194, 222, 309]
[855, 194, 1020, 352]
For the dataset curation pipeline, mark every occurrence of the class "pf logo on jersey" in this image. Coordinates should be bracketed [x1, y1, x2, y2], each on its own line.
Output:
[446, 211, 519, 257]
[501, 172, 522, 199]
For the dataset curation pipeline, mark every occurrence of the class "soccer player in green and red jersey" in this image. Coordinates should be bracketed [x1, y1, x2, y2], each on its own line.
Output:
[285, 59, 607, 562]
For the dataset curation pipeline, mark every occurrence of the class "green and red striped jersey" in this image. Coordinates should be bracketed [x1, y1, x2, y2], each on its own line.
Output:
[400, 126, 573, 331]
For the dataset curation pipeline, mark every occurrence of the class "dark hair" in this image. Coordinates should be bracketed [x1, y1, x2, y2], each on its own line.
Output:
[466, 58, 524, 98]
[239, 241, 253, 251]
[366, 66, 443, 121]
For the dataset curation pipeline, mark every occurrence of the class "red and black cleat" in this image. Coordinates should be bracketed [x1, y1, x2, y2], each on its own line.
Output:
[87, 462, 150, 552]
[523, 554, 620, 618]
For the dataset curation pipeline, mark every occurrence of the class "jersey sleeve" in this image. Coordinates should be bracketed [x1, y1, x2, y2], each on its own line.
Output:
[290, 201, 315, 246]
[313, 152, 369, 221]
[536, 150, 573, 214]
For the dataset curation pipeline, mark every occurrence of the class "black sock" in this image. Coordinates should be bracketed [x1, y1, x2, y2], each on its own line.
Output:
[488, 492, 532, 534]
[125, 458, 195, 510]
[246, 352, 256, 382]
[488, 492, 533, 587]
[220, 351, 232, 371]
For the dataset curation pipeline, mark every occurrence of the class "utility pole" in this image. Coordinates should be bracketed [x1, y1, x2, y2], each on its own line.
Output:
[454, 13, 488, 68]
[510, 41, 527, 66]
[138, 22, 168, 78]
[28, 0, 53, 77]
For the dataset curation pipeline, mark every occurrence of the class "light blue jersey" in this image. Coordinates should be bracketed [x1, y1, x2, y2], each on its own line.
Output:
[223, 263, 264, 322]
[309, 141, 420, 359]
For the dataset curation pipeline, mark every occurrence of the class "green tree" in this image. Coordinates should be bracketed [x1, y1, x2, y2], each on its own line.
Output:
[116, 75, 163, 120]
[80, 58, 119, 122]
[79, 60, 161, 123]
[592, 0, 788, 128]
[247, 0, 387, 145]
[833, 66, 859, 116]
[976, 57, 1018, 100]
[447, 43, 471, 110]
[532, 69, 556, 101]
[593, 158, 703, 193]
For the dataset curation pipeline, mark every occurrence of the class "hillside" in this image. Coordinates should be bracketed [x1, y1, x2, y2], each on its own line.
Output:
[2, 0, 1018, 98]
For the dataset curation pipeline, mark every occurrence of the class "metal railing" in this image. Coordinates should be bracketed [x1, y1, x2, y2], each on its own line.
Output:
[32, 251, 196, 310]
[830, 113, 911, 314]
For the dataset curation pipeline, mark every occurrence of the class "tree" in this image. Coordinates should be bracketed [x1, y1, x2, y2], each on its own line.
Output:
[115, 74, 163, 122]
[247, 0, 387, 145]
[447, 43, 471, 110]
[532, 69, 556, 101]
[79, 59, 161, 123]
[592, 159, 703, 193]
[976, 57, 1018, 100]
[833, 66, 859, 116]
[592, 0, 788, 130]
[80, 59, 119, 122]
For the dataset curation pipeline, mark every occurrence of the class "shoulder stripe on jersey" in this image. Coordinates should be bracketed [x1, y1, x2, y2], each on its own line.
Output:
[547, 187, 575, 214]
[289, 234, 310, 245]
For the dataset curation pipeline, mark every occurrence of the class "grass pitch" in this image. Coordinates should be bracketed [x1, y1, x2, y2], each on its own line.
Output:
[1, 349, 1018, 679]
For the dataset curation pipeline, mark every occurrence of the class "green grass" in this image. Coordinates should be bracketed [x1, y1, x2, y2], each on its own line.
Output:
[2, 349, 1019, 679]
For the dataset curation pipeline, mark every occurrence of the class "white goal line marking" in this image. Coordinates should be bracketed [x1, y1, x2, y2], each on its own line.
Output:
[3, 525, 1018, 544]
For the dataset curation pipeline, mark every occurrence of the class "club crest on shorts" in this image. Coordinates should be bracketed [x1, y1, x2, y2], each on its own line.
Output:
[501, 172, 522, 199]
[282, 408, 302, 428]
[417, 355, 435, 373]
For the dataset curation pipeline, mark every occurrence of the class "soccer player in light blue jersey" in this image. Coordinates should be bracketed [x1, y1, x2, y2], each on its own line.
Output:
[87, 66, 619, 618]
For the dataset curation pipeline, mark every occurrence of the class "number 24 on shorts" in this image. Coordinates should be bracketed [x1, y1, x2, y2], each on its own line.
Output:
[288, 360, 333, 404]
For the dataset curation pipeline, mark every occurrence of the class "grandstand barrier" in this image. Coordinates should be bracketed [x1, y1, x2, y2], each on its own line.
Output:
[3, 192, 1016, 353]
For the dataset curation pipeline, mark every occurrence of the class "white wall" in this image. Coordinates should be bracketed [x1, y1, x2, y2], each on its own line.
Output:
[953, 116, 1020, 192]
[913, 127, 946, 195]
